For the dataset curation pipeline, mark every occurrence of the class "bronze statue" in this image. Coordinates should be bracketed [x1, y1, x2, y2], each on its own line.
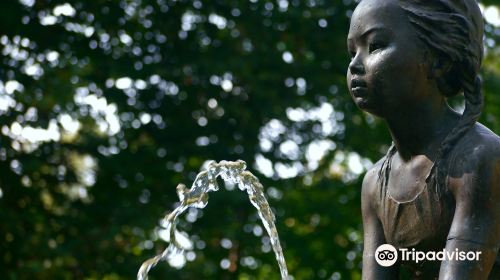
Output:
[346, 0, 500, 279]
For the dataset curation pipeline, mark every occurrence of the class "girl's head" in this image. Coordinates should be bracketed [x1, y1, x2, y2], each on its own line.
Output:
[347, 0, 484, 114]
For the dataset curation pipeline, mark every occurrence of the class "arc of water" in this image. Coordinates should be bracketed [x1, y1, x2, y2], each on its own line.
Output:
[137, 160, 289, 280]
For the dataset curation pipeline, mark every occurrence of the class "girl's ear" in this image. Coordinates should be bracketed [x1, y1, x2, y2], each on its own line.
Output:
[428, 57, 452, 79]
[426, 54, 458, 97]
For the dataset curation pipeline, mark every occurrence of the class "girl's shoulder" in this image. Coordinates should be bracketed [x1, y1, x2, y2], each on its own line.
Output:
[451, 122, 500, 167]
[361, 155, 389, 202]
[447, 122, 500, 195]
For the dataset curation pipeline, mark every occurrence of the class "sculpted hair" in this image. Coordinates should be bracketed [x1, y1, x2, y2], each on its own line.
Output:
[378, 0, 485, 197]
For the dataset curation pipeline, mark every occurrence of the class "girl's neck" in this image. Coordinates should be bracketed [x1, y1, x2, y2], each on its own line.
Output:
[385, 102, 460, 161]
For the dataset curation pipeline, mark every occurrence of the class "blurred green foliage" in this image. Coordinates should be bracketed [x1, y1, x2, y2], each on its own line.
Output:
[0, 0, 498, 279]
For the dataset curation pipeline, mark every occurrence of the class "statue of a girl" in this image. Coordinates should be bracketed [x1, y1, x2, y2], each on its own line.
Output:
[347, 0, 500, 279]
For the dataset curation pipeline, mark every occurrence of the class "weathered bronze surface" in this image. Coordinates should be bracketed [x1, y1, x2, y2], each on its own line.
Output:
[346, 0, 500, 279]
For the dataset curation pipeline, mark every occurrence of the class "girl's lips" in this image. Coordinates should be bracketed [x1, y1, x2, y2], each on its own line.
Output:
[350, 79, 368, 97]
[351, 86, 368, 97]
[351, 78, 367, 88]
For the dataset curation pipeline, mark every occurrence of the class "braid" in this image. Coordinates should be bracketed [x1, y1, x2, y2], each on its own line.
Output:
[427, 76, 483, 199]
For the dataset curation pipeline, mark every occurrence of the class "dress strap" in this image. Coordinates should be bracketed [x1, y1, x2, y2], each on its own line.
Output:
[377, 143, 397, 200]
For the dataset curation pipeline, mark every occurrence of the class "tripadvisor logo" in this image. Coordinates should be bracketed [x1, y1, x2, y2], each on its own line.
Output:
[374, 244, 482, 267]
[375, 244, 398, 267]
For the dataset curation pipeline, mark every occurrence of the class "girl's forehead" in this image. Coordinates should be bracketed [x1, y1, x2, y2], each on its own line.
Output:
[348, 0, 410, 38]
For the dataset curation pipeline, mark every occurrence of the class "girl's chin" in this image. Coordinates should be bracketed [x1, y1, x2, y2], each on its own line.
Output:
[355, 100, 383, 117]
[354, 97, 371, 109]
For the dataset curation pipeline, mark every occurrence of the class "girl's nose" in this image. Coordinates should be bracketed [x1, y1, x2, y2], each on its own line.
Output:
[348, 54, 365, 75]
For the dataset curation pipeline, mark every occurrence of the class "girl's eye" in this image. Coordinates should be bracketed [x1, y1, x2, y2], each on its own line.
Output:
[369, 42, 384, 53]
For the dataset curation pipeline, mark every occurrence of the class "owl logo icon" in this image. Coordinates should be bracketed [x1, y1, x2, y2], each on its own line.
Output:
[375, 244, 398, 267]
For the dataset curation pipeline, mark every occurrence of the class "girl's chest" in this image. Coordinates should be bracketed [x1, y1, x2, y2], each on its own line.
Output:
[377, 179, 455, 250]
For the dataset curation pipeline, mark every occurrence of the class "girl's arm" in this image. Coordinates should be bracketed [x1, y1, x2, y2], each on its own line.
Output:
[361, 166, 399, 280]
[439, 145, 500, 279]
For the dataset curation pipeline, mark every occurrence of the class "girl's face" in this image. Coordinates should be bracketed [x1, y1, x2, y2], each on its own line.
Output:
[346, 0, 434, 118]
